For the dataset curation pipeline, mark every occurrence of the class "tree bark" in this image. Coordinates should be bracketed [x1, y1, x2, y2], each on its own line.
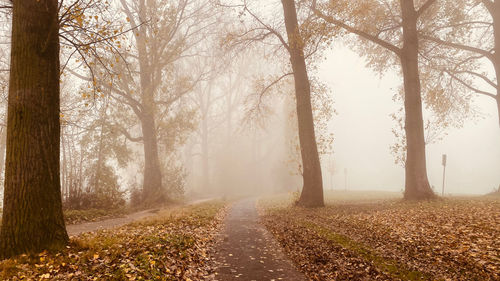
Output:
[141, 111, 163, 204]
[201, 114, 209, 190]
[0, 0, 68, 259]
[400, 0, 435, 199]
[281, 0, 324, 207]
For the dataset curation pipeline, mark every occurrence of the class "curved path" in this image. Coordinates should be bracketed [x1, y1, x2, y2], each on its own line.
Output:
[67, 198, 215, 236]
[215, 198, 306, 281]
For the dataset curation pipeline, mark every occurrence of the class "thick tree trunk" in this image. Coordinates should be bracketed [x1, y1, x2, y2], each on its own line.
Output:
[0, 0, 68, 259]
[281, 0, 324, 207]
[400, 0, 435, 200]
[141, 111, 163, 205]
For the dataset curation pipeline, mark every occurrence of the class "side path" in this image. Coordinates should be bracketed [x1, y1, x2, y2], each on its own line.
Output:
[67, 198, 214, 236]
[215, 198, 306, 281]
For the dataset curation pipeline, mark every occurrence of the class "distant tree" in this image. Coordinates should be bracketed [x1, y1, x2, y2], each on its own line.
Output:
[0, 0, 68, 258]
[68, 0, 213, 206]
[108, 0, 211, 205]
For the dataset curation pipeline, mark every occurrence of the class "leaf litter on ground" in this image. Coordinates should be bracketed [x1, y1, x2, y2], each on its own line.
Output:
[0, 201, 228, 281]
[260, 194, 500, 281]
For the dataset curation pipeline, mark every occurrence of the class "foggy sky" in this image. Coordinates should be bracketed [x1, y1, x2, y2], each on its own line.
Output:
[320, 44, 500, 195]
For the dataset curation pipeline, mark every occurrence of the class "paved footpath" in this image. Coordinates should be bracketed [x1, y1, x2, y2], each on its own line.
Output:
[215, 198, 306, 281]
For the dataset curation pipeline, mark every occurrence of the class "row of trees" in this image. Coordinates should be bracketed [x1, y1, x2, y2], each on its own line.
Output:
[221, 0, 499, 205]
[0, 0, 497, 258]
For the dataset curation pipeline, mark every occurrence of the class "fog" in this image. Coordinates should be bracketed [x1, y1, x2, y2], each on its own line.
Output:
[181, 44, 500, 199]
[320, 45, 500, 195]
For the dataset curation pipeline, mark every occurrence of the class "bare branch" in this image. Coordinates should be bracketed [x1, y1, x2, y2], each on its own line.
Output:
[416, 0, 438, 18]
[445, 70, 497, 99]
[311, 0, 401, 56]
[421, 34, 494, 62]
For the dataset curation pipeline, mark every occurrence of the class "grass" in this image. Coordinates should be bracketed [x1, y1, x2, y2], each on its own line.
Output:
[63, 208, 127, 225]
[300, 220, 433, 280]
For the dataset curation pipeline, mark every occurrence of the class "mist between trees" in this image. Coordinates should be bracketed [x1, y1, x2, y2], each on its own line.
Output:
[0, 0, 498, 258]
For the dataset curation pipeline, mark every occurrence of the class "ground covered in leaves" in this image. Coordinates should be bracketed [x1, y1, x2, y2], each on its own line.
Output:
[0, 201, 226, 280]
[260, 191, 500, 281]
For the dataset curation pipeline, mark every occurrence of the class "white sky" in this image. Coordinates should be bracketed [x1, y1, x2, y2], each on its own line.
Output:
[319, 45, 500, 195]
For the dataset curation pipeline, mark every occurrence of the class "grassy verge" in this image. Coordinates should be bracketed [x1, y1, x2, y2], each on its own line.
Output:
[0, 201, 226, 280]
[64, 208, 127, 225]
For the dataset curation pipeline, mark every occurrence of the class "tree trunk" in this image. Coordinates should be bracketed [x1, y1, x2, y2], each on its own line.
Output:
[400, 0, 435, 200]
[141, 111, 163, 205]
[0, 0, 68, 259]
[135, 0, 163, 204]
[281, 0, 324, 207]
[201, 113, 209, 190]
[93, 107, 108, 193]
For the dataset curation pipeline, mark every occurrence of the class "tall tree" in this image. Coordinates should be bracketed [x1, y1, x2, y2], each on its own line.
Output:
[312, 0, 436, 200]
[281, 0, 324, 207]
[219, 0, 329, 206]
[0, 0, 68, 259]
[108, 0, 211, 204]
[69, 0, 213, 205]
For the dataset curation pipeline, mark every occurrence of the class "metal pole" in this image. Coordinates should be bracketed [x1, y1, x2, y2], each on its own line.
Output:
[441, 154, 447, 196]
[442, 165, 446, 196]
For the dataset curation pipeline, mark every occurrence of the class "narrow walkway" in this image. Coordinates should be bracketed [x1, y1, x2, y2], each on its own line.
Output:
[215, 198, 306, 281]
[67, 198, 215, 236]
[66, 209, 158, 236]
